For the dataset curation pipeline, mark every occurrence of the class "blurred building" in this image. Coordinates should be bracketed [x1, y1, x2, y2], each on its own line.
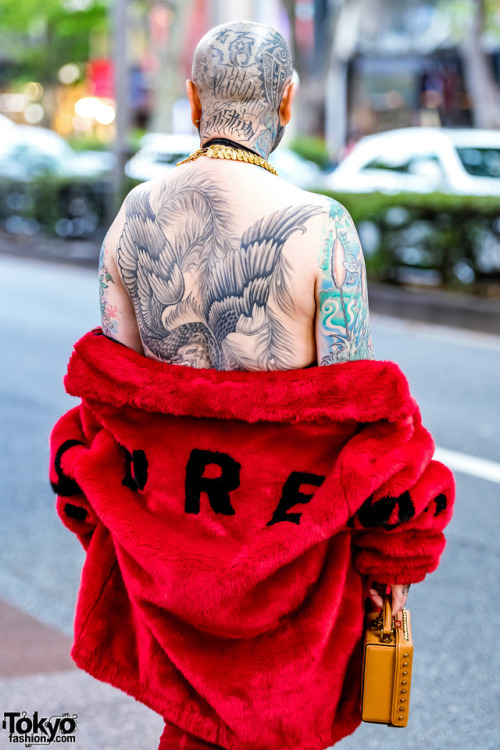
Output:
[0, 0, 498, 153]
[325, 0, 500, 156]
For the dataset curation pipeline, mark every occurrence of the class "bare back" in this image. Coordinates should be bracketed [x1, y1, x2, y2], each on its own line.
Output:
[99, 156, 373, 369]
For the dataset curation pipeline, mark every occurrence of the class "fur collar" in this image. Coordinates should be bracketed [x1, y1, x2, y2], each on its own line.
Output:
[64, 329, 416, 424]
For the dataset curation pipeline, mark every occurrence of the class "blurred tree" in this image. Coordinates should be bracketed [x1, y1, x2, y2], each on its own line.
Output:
[439, 0, 500, 127]
[0, 0, 108, 86]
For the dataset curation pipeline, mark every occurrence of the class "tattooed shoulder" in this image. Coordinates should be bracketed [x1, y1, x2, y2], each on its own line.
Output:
[316, 198, 374, 364]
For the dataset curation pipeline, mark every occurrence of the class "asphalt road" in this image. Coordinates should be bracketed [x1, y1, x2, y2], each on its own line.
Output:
[0, 255, 499, 750]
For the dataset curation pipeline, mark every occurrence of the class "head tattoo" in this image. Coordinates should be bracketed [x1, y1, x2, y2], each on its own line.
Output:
[192, 21, 293, 158]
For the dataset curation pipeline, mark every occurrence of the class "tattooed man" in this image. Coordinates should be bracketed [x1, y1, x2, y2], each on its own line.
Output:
[98, 23, 410, 745]
[99, 21, 374, 372]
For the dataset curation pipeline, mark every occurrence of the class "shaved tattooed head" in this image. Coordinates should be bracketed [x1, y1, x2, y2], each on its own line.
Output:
[192, 21, 293, 158]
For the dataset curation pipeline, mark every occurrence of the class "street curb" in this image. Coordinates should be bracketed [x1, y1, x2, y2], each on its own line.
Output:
[368, 282, 500, 336]
[0, 231, 101, 267]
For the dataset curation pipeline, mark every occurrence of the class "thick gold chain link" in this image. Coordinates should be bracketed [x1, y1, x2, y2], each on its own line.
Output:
[177, 144, 279, 176]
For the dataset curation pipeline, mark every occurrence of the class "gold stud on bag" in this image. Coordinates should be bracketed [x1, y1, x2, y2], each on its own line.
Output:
[361, 595, 413, 727]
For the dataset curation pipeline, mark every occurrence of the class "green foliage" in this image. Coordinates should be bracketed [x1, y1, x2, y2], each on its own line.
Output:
[122, 177, 142, 202]
[0, 175, 109, 237]
[0, 0, 108, 84]
[436, 0, 500, 42]
[129, 128, 149, 154]
[67, 128, 146, 153]
[67, 134, 112, 152]
[2, 172, 500, 294]
[289, 135, 331, 169]
[319, 189, 500, 290]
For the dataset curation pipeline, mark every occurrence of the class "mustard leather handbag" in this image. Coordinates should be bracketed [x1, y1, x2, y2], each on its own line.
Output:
[361, 596, 413, 727]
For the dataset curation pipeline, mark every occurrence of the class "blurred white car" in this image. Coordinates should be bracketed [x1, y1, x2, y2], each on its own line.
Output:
[269, 147, 325, 189]
[125, 134, 200, 181]
[125, 133, 325, 189]
[0, 125, 114, 181]
[326, 128, 500, 196]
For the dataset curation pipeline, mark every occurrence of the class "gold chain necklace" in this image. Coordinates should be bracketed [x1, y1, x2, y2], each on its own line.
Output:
[177, 144, 278, 176]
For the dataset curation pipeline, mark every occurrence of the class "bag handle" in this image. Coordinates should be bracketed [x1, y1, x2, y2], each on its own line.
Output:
[381, 595, 393, 640]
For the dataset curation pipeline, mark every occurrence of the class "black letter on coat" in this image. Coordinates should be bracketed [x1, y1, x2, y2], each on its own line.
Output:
[51, 439, 85, 497]
[185, 449, 240, 515]
[434, 493, 447, 516]
[267, 471, 325, 526]
[122, 449, 149, 491]
[63, 503, 88, 521]
[348, 491, 415, 530]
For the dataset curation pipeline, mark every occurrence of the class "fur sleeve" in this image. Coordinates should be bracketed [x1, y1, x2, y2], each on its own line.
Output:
[346, 414, 455, 584]
[351, 461, 454, 583]
[50, 405, 99, 549]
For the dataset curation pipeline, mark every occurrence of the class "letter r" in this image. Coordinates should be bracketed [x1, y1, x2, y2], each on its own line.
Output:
[185, 449, 240, 515]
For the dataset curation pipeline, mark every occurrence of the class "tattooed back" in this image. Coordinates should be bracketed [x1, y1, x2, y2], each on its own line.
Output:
[99, 159, 373, 370]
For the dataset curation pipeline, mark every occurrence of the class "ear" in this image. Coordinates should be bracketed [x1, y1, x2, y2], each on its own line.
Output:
[186, 80, 202, 128]
[279, 81, 296, 126]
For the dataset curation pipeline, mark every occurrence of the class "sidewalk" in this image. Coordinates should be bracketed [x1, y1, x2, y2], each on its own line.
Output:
[0, 598, 163, 750]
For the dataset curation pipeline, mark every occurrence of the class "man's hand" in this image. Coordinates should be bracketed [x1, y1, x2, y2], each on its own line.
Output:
[368, 583, 411, 615]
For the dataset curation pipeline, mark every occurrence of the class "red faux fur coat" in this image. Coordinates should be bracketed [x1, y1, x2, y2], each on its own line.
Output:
[50, 329, 454, 750]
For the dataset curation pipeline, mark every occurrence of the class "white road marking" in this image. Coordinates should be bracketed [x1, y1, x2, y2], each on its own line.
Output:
[434, 447, 500, 484]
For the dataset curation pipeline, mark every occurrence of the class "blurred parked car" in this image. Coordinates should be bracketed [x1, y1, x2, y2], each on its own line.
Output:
[0, 125, 114, 181]
[125, 133, 325, 189]
[125, 134, 200, 181]
[0, 125, 113, 239]
[269, 148, 326, 189]
[326, 128, 500, 196]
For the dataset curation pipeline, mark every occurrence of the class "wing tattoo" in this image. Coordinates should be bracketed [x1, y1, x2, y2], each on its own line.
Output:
[118, 187, 184, 341]
[117, 174, 322, 369]
[203, 205, 322, 368]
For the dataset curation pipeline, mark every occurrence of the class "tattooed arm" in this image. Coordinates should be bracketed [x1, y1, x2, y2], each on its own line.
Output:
[98, 209, 144, 354]
[315, 199, 374, 364]
[316, 201, 412, 611]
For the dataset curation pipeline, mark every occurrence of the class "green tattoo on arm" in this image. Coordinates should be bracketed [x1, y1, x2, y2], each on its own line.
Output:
[317, 199, 374, 364]
[99, 239, 120, 337]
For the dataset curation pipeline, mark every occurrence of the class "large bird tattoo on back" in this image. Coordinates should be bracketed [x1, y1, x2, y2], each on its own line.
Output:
[117, 173, 321, 370]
